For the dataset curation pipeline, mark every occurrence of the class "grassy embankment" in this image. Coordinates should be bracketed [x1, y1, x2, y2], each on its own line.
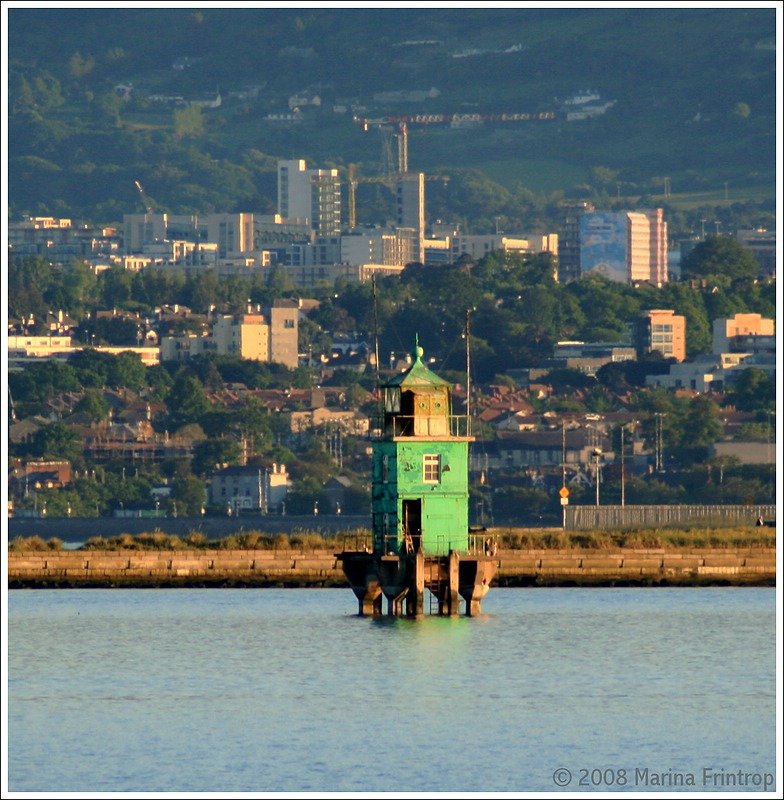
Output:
[8, 526, 776, 553]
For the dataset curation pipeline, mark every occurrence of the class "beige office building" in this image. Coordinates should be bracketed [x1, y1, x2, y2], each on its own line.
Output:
[636, 309, 686, 362]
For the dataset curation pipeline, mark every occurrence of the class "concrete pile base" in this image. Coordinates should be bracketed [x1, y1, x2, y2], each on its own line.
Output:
[337, 550, 497, 617]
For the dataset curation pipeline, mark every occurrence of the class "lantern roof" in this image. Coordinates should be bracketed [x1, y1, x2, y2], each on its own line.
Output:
[382, 336, 451, 390]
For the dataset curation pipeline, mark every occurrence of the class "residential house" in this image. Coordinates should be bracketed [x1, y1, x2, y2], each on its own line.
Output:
[209, 462, 289, 514]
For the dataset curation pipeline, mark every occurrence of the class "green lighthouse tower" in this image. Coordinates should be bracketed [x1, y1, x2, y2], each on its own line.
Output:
[338, 339, 497, 617]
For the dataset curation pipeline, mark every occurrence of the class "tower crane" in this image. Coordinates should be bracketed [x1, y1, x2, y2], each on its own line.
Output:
[355, 109, 555, 173]
[345, 163, 449, 230]
[357, 118, 409, 176]
[310, 163, 449, 231]
[134, 180, 154, 215]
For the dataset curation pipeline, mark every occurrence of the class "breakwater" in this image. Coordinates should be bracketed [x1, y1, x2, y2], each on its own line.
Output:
[7, 547, 775, 588]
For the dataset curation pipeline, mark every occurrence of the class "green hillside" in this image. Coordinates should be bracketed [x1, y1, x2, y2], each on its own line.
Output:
[7, 7, 777, 227]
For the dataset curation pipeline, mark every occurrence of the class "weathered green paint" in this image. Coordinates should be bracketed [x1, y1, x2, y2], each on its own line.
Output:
[371, 342, 472, 557]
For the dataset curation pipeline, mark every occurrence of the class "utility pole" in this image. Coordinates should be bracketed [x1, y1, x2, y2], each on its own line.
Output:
[654, 413, 665, 472]
[620, 425, 625, 507]
[465, 308, 471, 436]
[561, 420, 567, 490]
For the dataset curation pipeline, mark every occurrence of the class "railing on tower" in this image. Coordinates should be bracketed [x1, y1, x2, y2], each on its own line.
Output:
[369, 414, 472, 438]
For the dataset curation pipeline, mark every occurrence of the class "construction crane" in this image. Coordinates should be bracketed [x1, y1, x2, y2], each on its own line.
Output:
[134, 180, 154, 215]
[355, 111, 556, 128]
[345, 163, 449, 230]
[356, 118, 409, 176]
[355, 110, 555, 172]
[310, 163, 448, 230]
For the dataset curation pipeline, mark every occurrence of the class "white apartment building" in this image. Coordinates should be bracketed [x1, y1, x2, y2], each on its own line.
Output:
[423, 233, 558, 266]
[580, 209, 668, 286]
[209, 463, 290, 514]
[160, 301, 299, 369]
[396, 173, 425, 263]
[277, 159, 341, 236]
[340, 228, 415, 268]
[205, 213, 255, 257]
[712, 313, 775, 355]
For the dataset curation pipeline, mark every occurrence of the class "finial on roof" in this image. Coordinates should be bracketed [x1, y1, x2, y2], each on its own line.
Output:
[414, 333, 423, 361]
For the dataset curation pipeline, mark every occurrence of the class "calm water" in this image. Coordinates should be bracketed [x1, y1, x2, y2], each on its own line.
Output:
[6, 587, 778, 794]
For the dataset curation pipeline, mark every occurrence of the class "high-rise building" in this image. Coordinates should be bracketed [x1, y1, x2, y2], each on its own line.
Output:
[204, 213, 255, 257]
[161, 302, 299, 369]
[735, 228, 776, 278]
[635, 309, 686, 362]
[580, 209, 668, 286]
[268, 299, 300, 368]
[712, 313, 775, 355]
[396, 173, 425, 263]
[277, 159, 341, 236]
[557, 201, 594, 283]
[123, 213, 168, 254]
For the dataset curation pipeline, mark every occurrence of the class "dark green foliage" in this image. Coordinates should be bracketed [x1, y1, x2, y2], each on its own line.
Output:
[28, 422, 83, 463]
[191, 438, 242, 476]
[7, 9, 774, 220]
[724, 367, 776, 412]
[9, 361, 81, 407]
[74, 390, 110, 422]
[165, 370, 212, 430]
[172, 475, 207, 515]
[681, 235, 761, 284]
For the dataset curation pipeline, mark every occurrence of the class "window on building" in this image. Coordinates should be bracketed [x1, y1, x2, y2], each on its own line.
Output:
[382, 454, 389, 483]
[423, 454, 441, 483]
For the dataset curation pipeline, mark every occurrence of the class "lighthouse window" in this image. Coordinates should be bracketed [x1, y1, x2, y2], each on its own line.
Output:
[423, 454, 441, 483]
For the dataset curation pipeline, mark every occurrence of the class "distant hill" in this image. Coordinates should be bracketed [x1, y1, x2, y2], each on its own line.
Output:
[7, 7, 777, 225]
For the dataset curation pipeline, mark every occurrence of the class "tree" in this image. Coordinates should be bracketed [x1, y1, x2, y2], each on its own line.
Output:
[9, 361, 81, 406]
[29, 423, 82, 463]
[725, 367, 775, 412]
[74, 390, 110, 422]
[108, 352, 147, 391]
[173, 105, 205, 140]
[68, 348, 114, 385]
[8, 255, 53, 319]
[184, 271, 220, 312]
[146, 365, 174, 400]
[192, 438, 242, 477]
[68, 52, 95, 79]
[234, 397, 272, 449]
[78, 316, 139, 346]
[680, 236, 759, 284]
[172, 475, 207, 515]
[166, 371, 212, 430]
[98, 266, 134, 307]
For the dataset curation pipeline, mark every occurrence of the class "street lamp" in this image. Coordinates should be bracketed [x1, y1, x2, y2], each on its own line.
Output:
[620, 420, 638, 509]
[592, 448, 602, 507]
[620, 425, 626, 508]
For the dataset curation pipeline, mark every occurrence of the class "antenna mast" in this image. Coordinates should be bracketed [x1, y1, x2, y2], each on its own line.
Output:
[465, 308, 471, 436]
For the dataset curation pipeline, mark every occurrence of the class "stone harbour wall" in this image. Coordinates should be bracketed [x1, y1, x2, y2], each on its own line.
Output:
[7, 547, 776, 588]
